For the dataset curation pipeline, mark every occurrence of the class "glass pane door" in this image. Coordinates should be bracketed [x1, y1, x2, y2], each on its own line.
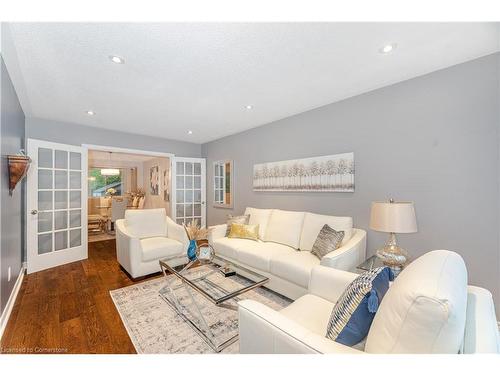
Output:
[173, 157, 206, 227]
[27, 139, 87, 274]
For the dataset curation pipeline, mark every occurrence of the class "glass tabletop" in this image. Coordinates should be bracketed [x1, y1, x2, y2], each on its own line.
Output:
[355, 255, 405, 277]
[159, 255, 269, 305]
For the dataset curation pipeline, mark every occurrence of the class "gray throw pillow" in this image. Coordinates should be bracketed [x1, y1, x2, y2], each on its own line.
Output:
[226, 214, 250, 236]
[311, 224, 344, 259]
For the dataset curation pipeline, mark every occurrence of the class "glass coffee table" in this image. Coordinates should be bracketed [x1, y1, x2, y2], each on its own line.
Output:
[159, 255, 269, 352]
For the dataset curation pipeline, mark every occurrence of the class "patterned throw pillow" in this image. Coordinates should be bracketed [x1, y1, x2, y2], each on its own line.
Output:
[311, 224, 345, 259]
[326, 267, 394, 346]
[227, 223, 260, 241]
[225, 214, 250, 236]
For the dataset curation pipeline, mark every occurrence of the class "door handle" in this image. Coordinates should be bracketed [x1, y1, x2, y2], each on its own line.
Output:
[31, 209, 38, 215]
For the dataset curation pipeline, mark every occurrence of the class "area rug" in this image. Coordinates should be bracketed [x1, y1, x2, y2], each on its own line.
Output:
[110, 269, 291, 354]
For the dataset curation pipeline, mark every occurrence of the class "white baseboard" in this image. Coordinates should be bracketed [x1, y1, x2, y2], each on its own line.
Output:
[0, 264, 26, 340]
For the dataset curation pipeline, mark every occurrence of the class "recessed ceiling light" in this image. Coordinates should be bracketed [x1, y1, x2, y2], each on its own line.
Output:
[187, 130, 193, 135]
[109, 55, 125, 64]
[379, 43, 396, 54]
[86, 110, 95, 116]
[245, 105, 253, 110]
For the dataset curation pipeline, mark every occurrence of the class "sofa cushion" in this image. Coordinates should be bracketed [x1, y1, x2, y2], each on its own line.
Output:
[270, 251, 320, 288]
[281, 294, 334, 336]
[140, 237, 184, 262]
[244, 207, 273, 239]
[212, 237, 258, 261]
[365, 250, 468, 354]
[236, 241, 295, 272]
[264, 209, 305, 249]
[125, 208, 167, 239]
[300, 212, 353, 250]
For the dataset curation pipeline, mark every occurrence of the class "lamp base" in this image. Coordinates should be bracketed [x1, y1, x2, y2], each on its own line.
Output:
[376, 232, 408, 269]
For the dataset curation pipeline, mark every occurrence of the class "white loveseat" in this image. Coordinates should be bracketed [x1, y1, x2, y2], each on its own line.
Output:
[238, 250, 500, 354]
[115, 208, 189, 279]
[209, 207, 366, 300]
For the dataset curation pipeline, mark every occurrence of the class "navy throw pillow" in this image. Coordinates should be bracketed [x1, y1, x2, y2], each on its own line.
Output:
[326, 266, 394, 346]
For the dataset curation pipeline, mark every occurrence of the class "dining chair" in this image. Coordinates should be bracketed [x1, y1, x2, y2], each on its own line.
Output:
[111, 197, 128, 229]
[137, 196, 145, 209]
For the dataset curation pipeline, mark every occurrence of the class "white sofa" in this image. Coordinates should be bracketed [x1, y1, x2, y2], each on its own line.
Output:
[209, 207, 366, 300]
[238, 250, 500, 354]
[115, 208, 189, 279]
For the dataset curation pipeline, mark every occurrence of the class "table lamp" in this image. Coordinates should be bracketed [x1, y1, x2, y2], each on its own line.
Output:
[369, 199, 417, 270]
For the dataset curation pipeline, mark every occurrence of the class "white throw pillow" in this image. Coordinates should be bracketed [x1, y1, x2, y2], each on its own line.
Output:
[244, 207, 273, 239]
[299, 212, 353, 251]
[125, 208, 167, 238]
[264, 209, 305, 249]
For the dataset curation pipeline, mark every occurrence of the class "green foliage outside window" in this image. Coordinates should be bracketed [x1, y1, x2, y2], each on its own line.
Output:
[88, 168, 122, 197]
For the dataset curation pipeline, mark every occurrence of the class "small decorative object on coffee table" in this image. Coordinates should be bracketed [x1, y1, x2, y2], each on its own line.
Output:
[197, 243, 215, 263]
[370, 199, 417, 272]
[184, 219, 211, 261]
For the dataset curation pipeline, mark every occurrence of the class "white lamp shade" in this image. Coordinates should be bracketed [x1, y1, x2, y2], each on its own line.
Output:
[370, 201, 417, 233]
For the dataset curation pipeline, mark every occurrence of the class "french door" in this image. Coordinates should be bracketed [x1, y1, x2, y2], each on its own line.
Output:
[26, 139, 88, 274]
[172, 157, 206, 227]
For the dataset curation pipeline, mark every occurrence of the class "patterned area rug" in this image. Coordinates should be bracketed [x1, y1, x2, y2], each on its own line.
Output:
[110, 269, 291, 354]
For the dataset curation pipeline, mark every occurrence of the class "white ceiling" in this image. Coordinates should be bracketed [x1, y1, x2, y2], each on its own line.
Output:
[4, 22, 500, 144]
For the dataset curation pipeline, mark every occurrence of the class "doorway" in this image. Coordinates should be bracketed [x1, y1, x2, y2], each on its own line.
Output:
[85, 146, 174, 244]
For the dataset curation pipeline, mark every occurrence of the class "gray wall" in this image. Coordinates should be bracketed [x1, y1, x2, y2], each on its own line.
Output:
[202, 53, 500, 315]
[0, 56, 25, 315]
[25, 117, 202, 158]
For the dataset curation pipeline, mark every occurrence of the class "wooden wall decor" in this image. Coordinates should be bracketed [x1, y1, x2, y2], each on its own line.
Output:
[7, 154, 31, 195]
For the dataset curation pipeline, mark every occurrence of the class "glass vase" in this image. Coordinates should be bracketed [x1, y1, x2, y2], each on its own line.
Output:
[187, 239, 197, 261]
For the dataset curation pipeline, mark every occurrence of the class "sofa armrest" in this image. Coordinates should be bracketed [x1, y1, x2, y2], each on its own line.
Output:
[308, 265, 358, 303]
[166, 216, 189, 249]
[208, 223, 227, 245]
[238, 299, 363, 354]
[463, 286, 500, 353]
[115, 219, 143, 278]
[320, 228, 366, 271]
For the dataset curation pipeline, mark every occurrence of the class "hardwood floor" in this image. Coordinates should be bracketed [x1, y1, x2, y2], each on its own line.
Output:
[0, 239, 161, 354]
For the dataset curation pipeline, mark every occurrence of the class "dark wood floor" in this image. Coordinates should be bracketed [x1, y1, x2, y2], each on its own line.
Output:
[1, 239, 162, 354]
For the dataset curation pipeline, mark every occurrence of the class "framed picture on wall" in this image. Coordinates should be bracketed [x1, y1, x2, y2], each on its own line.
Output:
[253, 152, 354, 192]
[150, 165, 159, 195]
[163, 169, 170, 202]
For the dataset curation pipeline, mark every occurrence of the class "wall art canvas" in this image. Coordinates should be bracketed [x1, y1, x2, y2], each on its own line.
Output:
[150, 165, 159, 195]
[162, 169, 170, 202]
[253, 152, 354, 192]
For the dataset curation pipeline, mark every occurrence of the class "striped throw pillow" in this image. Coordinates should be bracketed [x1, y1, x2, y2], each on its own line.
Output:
[326, 266, 394, 346]
[311, 224, 344, 259]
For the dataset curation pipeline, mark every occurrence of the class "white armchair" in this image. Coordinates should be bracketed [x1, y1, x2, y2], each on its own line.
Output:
[238, 250, 500, 354]
[115, 208, 189, 279]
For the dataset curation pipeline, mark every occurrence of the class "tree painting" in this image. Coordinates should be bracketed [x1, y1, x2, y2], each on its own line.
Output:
[253, 152, 354, 192]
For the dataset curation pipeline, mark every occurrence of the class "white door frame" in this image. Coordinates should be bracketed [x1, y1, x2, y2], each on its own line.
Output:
[27, 139, 88, 274]
[172, 157, 207, 227]
[82, 144, 176, 217]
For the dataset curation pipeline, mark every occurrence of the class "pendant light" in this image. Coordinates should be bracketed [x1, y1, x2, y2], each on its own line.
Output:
[101, 152, 120, 176]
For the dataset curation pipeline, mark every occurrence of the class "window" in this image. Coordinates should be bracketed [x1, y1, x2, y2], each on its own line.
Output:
[88, 168, 123, 197]
[213, 160, 233, 208]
